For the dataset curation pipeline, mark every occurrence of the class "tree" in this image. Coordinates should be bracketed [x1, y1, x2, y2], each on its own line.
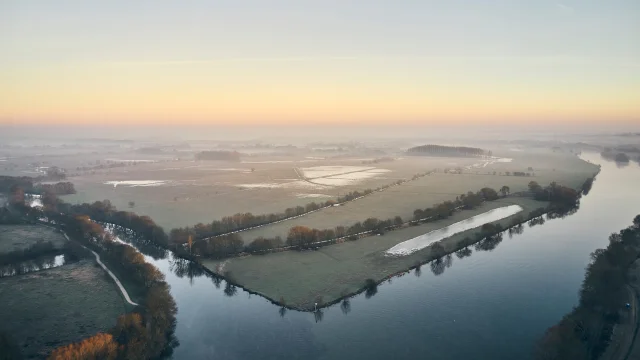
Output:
[500, 185, 510, 197]
[479, 187, 499, 201]
[528, 181, 542, 194]
[9, 185, 25, 206]
[48, 333, 118, 360]
[614, 153, 630, 163]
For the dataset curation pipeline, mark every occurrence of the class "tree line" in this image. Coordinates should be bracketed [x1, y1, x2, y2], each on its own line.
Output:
[44, 213, 179, 359]
[194, 150, 242, 161]
[177, 186, 509, 258]
[407, 144, 489, 157]
[535, 215, 640, 360]
[171, 170, 435, 245]
[176, 178, 590, 259]
[35, 181, 76, 195]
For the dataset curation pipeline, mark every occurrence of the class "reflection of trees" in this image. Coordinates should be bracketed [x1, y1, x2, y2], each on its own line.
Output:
[224, 282, 237, 297]
[314, 309, 324, 323]
[430, 258, 446, 276]
[475, 233, 504, 252]
[169, 257, 205, 285]
[528, 217, 546, 227]
[279, 306, 287, 318]
[211, 276, 222, 289]
[414, 265, 422, 277]
[546, 204, 580, 220]
[341, 299, 351, 315]
[364, 279, 378, 299]
[455, 247, 472, 259]
[444, 254, 453, 268]
[508, 224, 524, 238]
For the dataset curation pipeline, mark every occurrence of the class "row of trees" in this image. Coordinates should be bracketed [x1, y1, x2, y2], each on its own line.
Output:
[46, 213, 179, 359]
[183, 186, 510, 258]
[194, 150, 242, 161]
[35, 181, 76, 195]
[535, 215, 640, 360]
[407, 144, 489, 157]
[172, 170, 436, 245]
[528, 181, 581, 207]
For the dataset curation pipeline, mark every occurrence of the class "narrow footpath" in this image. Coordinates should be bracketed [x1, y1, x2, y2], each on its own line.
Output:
[61, 232, 140, 307]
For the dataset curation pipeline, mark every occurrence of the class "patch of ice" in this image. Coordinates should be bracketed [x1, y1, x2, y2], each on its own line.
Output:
[237, 181, 328, 190]
[296, 193, 331, 198]
[105, 180, 166, 188]
[386, 205, 523, 256]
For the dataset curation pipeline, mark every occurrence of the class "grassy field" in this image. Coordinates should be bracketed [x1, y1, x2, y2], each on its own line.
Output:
[0, 260, 127, 359]
[60, 156, 479, 230]
[0, 225, 68, 254]
[202, 197, 546, 310]
[237, 151, 599, 242]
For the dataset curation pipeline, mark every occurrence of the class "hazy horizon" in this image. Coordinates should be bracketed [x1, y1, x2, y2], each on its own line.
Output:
[1, 0, 639, 126]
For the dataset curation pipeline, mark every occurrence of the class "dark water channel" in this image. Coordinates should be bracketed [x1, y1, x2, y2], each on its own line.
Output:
[120, 153, 640, 360]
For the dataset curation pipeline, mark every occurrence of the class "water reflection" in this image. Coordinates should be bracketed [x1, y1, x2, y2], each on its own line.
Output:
[0, 254, 65, 277]
[340, 299, 351, 315]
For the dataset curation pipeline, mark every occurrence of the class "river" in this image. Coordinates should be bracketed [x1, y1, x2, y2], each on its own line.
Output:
[121, 153, 639, 360]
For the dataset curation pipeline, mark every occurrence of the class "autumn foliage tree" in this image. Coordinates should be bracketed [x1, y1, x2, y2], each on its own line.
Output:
[48, 333, 118, 360]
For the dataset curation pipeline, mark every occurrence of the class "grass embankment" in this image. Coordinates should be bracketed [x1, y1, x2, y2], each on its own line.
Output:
[0, 260, 126, 359]
[201, 197, 544, 310]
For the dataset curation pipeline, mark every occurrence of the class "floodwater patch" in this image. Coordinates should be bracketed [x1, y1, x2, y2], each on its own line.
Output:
[105, 180, 167, 188]
[386, 205, 523, 256]
[296, 193, 332, 199]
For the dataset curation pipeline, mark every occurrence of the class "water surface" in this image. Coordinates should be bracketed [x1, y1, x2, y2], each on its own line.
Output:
[386, 204, 523, 255]
[120, 153, 638, 360]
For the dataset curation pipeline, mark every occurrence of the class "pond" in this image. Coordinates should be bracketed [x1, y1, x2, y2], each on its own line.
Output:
[118, 153, 639, 360]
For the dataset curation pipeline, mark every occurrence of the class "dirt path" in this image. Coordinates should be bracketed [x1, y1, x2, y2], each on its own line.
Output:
[61, 233, 140, 307]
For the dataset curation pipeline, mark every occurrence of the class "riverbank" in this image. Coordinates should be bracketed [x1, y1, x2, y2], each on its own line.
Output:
[201, 196, 548, 310]
[535, 215, 640, 359]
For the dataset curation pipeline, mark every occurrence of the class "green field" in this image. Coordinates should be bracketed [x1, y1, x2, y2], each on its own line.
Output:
[0, 260, 127, 359]
[202, 197, 546, 310]
[0, 225, 68, 254]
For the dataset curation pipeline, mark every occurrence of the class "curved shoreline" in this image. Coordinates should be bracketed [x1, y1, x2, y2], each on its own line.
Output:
[199, 200, 558, 312]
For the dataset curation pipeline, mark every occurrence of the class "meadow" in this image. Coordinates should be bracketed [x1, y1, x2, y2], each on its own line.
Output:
[0, 260, 126, 359]
[0, 225, 67, 254]
[201, 197, 545, 310]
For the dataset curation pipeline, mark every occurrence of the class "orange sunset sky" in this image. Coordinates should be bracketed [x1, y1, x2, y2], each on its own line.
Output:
[1, 1, 639, 126]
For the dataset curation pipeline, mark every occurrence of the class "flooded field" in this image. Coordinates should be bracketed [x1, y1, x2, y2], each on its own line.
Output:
[386, 205, 523, 256]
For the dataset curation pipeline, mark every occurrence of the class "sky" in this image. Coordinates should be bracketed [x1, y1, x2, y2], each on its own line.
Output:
[1, 0, 639, 127]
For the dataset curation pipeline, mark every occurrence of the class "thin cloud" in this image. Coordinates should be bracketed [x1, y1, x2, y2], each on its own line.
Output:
[106, 56, 359, 66]
[555, 3, 575, 13]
